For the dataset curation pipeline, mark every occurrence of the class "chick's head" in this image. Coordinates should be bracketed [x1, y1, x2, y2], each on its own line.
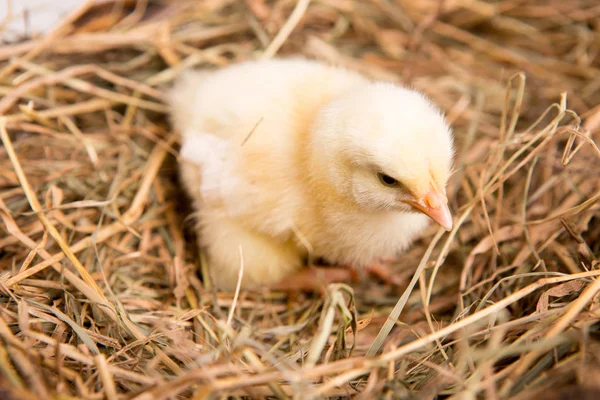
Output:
[311, 82, 455, 230]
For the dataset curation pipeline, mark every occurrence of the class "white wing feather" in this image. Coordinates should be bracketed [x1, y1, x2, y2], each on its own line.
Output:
[179, 131, 252, 218]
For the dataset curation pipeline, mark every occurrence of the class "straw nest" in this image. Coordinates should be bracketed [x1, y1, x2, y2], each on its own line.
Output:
[1, 0, 599, 398]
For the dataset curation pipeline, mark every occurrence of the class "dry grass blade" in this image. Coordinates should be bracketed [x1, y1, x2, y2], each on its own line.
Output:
[366, 228, 445, 357]
[260, 0, 311, 60]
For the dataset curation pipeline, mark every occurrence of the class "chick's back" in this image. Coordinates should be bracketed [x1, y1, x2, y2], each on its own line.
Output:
[170, 58, 365, 141]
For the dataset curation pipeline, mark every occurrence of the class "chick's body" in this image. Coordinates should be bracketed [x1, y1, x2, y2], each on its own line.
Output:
[170, 58, 453, 290]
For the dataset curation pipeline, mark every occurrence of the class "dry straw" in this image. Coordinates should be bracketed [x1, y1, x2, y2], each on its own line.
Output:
[1, 0, 600, 399]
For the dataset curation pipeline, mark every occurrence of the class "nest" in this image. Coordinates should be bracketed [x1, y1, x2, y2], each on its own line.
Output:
[1, 0, 599, 398]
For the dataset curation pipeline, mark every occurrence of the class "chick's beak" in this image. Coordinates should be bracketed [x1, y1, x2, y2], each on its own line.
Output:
[404, 187, 453, 231]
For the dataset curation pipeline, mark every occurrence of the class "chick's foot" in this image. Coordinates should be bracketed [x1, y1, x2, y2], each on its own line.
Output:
[271, 267, 353, 293]
[271, 260, 401, 293]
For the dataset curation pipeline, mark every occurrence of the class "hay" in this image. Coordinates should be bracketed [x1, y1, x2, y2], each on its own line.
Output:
[0, 0, 599, 398]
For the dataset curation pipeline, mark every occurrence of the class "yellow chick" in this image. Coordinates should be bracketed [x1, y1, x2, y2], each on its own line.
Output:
[169, 58, 454, 291]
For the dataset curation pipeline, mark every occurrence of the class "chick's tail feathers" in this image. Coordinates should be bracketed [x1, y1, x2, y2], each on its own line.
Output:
[200, 218, 303, 291]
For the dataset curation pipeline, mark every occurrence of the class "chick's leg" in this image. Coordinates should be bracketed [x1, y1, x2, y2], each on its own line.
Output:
[359, 261, 404, 286]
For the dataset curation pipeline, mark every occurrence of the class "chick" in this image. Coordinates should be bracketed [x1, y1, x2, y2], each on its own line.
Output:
[169, 58, 454, 291]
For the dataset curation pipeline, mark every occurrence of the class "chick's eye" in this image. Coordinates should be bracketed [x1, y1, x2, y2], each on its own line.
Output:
[377, 172, 399, 187]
